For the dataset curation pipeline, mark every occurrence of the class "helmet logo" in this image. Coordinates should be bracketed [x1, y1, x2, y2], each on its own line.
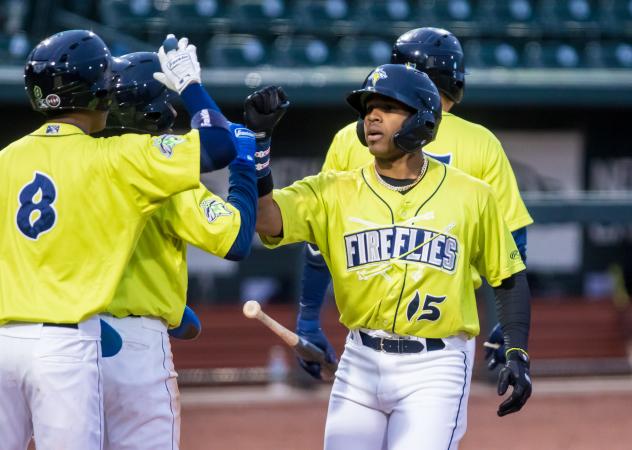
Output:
[370, 68, 388, 87]
[45, 94, 61, 108]
[33, 86, 43, 99]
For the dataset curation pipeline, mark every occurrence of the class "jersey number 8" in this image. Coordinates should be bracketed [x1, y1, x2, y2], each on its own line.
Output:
[16, 172, 57, 240]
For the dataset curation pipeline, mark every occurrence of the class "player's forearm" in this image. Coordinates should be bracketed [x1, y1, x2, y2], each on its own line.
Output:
[256, 194, 283, 237]
[298, 244, 332, 321]
[182, 83, 236, 172]
[225, 160, 258, 261]
[180, 82, 220, 114]
[493, 270, 531, 352]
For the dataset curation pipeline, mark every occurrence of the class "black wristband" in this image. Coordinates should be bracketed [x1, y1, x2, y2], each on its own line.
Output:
[257, 172, 274, 197]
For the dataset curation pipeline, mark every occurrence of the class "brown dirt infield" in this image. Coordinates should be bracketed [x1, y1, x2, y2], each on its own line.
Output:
[180, 377, 632, 450]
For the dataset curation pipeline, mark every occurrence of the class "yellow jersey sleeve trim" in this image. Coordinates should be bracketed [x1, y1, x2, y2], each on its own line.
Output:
[505, 214, 535, 232]
[486, 262, 526, 288]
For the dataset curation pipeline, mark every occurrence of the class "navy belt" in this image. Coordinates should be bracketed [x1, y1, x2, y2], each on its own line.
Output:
[359, 330, 445, 354]
[43, 323, 78, 329]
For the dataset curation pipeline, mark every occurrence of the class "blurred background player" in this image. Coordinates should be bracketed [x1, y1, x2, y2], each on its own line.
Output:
[294, 27, 533, 379]
[0, 29, 236, 450]
[100, 50, 257, 450]
[254, 64, 532, 449]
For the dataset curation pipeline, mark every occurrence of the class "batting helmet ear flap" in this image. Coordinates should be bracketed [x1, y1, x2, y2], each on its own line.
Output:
[355, 117, 367, 147]
[393, 109, 441, 153]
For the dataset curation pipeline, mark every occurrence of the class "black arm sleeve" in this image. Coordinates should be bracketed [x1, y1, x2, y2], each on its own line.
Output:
[493, 270, 531, 351]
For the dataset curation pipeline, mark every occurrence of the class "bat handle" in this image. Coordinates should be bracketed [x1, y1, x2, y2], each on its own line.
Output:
[320, 360, 338, 381]
[297, 338, 339, 381]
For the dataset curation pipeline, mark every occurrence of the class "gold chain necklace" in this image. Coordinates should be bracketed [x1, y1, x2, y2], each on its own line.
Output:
[374, 157, 428, 193]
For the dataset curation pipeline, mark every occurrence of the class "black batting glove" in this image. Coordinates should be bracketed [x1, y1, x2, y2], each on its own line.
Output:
[243, 85, 289, 138]
[497, 349, 532, 417]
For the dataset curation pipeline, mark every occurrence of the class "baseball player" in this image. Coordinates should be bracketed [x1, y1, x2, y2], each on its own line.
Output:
[254, 64, 532, 449]
[100, 51, 257, 450]
[0, 30, 247, 450]
[294, 28, 532, 379]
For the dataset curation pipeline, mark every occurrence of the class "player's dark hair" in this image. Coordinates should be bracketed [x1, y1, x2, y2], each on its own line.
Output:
[391, 27, 465, 104]
[24, 30, 113, 116]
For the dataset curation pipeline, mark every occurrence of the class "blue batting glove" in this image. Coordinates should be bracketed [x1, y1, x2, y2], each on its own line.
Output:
[484, 323, 506, 370]
[100, 319, 123, 358]
[295, 318, 337, 380]
[228, 123, 256, 165]
[168, 306, 202, 340]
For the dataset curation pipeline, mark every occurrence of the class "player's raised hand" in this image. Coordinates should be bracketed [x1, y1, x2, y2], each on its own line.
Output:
[153, 34, 201, 94]
[244, 86, 289, 139]
[496, 349, 532, 416]
[296, 318, 337, 380]
[484, 323, 506, 370]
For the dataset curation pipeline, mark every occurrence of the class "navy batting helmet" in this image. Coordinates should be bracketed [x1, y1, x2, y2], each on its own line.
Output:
[347, 64, 442, 153]
[110, 52, 177, 133]
[391, 27, 465, 104]
[24, 30, 113, 115]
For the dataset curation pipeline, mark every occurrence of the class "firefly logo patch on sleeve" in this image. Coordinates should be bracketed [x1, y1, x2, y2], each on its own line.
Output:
[200, 199, 233, 223]
[152, 134, 185, 158]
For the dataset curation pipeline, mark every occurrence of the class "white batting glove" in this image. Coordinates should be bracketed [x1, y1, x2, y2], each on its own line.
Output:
[153, 34, 201, 95]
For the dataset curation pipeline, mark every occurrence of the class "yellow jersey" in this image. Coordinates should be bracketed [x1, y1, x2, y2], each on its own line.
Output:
[322, 112, 532, 232]
[0, 123, 200, 324]
[262, 159, 525, 338]
[106, 184, 241, 327]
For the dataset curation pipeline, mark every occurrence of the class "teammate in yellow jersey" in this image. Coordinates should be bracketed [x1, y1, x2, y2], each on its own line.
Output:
[0, 31, 249, 450]
[296, 28, 532, 380]
[99, 51, 257, 450]
[255, 65, 532, 449]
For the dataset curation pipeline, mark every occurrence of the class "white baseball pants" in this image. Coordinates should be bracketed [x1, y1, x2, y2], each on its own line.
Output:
[324, 330, 475, 450]
[101, 315, 180, 450]
[0, 316, 103, 450]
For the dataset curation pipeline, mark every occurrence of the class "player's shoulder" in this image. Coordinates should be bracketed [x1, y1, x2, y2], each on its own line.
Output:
[97, 131, 152, 148]
[443, 160, 492, 194]
[445, 112, 501, 145]
[0, 138, 20, 156]
[329, 121, 359, 151]
[335, 121, 358, 138]
[310, 163, 366, 189]
[321, 163, 365, 179]
[98, 129, 197, 155]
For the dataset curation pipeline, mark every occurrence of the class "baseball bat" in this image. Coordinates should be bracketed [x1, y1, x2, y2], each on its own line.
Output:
[242, 300, 338, 381]
[483, 342, 501, 350]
